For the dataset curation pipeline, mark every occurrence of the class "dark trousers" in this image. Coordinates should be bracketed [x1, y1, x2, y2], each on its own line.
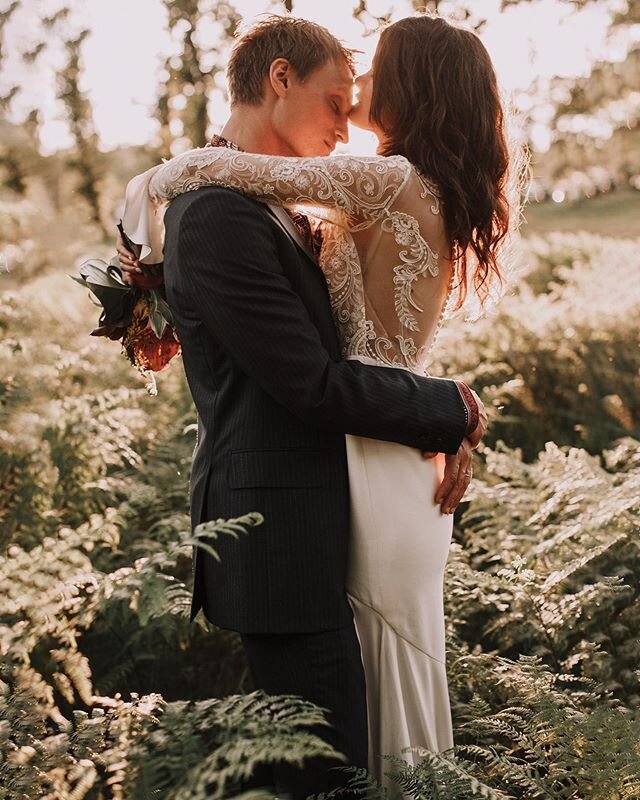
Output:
[239, 622, 368, 799]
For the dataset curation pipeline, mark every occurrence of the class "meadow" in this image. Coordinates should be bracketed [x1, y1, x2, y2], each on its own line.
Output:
[1, 182, 639, 798]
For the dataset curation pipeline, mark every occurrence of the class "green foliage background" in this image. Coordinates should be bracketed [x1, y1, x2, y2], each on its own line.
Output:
[1, 0, 640, 797]
[2, 195, 639, 796]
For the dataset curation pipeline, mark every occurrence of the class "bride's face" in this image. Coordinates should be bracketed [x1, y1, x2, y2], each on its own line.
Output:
[349, 67, 386, 143]
[348, 69, 374, 132]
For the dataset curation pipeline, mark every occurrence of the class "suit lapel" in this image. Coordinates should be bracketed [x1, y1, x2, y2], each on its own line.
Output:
[266, 204, 318, 267]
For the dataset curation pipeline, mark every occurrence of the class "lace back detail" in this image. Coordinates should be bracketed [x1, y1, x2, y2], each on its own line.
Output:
[144, 147, 453, 374]
[318, 170, 451, 375]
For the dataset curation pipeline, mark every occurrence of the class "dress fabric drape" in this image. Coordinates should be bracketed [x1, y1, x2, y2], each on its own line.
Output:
[344, 355, 454, 794]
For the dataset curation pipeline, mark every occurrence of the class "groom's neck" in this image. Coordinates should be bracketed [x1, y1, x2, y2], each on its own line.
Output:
[220, 105, 297, 156]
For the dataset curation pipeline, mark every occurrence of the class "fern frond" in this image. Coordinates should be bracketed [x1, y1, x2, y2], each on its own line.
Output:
[384, 748, 515, 800]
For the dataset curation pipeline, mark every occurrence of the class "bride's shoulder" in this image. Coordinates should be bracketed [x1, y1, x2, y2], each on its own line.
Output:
[325, 153, 414, 194]
[328, 152, 412, 170]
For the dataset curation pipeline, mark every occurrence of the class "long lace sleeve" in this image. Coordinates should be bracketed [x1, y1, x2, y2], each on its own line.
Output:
[121, 142, 454, 378]
[148, 147, 414, 231]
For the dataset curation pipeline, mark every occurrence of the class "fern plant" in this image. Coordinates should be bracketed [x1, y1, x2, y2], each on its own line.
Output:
[3, 221, 640, 799]
[1, 687, 341, 800]
[445, 655, 640, 799]
[432, 232, 640, 458]
[447, 439, 640, 706]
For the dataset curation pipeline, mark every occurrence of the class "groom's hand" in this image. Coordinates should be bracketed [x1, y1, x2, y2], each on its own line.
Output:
[434, 436, 474, 515]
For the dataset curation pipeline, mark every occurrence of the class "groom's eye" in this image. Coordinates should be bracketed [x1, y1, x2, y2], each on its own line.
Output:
[331, 99, 341, 114]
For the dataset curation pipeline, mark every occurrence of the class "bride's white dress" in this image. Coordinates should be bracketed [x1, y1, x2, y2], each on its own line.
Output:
[123, 147, 457, 793]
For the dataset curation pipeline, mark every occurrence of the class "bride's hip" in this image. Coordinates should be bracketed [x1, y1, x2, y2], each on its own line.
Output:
[345, 434, 453, 600]
[345, 433, 446, 491]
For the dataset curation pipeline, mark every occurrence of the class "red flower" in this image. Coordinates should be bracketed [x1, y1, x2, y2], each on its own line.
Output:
[122, 297, 181, 372]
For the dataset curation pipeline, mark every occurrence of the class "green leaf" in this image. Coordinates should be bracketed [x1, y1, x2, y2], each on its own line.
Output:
[153, 289, 174, 326]
[71, 257, 139, 327]
[76, 258, 128, 290]
[147, 290, 167, 338]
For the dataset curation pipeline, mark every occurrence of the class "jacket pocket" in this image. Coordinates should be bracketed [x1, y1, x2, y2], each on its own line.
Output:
[228, 449, 326, 489]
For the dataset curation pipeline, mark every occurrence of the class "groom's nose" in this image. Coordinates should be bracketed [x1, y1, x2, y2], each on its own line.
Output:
[336, 114, 349, 144]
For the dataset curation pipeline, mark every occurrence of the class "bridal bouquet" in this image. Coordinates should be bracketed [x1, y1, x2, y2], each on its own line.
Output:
[71, 222, 180, 374]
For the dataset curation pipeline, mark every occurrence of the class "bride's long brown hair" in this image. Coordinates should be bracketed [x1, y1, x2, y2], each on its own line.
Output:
[369, 14, 525, 309]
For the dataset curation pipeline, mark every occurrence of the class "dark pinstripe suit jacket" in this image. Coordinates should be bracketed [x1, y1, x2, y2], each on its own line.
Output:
[163, 185, 468, 633]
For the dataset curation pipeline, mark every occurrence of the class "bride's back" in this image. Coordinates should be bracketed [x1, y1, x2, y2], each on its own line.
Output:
[145, 147, 455, 376]
[316, 157, 453, 375]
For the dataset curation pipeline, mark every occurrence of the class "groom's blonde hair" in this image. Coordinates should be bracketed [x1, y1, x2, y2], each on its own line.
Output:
[227, 15, 354, 107]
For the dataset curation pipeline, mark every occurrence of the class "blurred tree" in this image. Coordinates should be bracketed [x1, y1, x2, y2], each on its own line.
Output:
[514, 0, 639, 197]
[0, 1, 18, 65]
[352, 0, 487, 35]
[0, 109, 40, 194]
[156, 0, 241, 156]
[0, 2, 23, 193]
[0, 31, 46, 197]
[546, 20, 639, 194]
[539, 60, 639, 197]
[0, 149, 25, 193]
[57, 27, 109, 234]
[352, 0, 392, 36]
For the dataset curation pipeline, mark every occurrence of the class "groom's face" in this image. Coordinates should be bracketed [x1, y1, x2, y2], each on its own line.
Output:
[271, 57, 354, 157]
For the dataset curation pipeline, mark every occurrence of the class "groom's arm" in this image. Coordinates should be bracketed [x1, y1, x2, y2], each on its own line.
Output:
[171, 187, 471, 455]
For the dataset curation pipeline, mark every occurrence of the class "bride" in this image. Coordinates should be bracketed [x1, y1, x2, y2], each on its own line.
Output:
[120, 12, 521, 793]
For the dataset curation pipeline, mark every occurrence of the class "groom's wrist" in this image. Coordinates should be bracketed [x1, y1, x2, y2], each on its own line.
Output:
[454, 381, 479, 436]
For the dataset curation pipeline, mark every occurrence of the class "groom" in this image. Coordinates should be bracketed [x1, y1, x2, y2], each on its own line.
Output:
[120, 15, 484, 798]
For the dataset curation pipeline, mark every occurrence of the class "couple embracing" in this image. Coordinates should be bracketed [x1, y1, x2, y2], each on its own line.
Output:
[118, 12, 520, 798]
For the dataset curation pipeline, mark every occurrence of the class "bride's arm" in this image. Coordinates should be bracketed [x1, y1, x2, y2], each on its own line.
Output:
[148, 147, 414, 230]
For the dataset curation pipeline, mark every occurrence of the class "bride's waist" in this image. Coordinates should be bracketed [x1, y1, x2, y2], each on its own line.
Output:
[345, 353, 428, 376]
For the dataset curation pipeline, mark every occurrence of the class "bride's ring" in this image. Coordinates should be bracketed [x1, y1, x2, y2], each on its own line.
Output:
[463, 470, 472, 477]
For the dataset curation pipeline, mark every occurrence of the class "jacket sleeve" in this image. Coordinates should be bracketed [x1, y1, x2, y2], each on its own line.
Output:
[173, 187, 467, 454]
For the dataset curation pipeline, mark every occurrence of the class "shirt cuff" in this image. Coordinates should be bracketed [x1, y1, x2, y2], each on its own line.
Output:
[454, 381, 479, 437]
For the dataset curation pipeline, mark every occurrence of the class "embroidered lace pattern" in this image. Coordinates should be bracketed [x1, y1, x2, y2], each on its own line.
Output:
[148, 148, 455, 374]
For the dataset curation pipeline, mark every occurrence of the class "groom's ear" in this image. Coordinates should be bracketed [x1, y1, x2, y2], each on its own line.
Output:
[269, 58, 292, 97]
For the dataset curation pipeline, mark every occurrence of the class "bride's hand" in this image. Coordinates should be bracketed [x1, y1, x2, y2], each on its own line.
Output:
[434, 437, 473, 515]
